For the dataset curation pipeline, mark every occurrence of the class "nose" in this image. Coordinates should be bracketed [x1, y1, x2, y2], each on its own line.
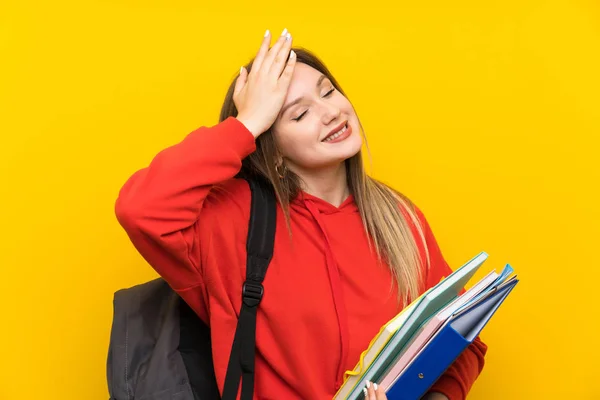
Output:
[320, 101, 341, 125]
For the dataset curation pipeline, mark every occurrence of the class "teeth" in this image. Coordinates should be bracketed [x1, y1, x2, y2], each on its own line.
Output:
[324, 124, 347, 142]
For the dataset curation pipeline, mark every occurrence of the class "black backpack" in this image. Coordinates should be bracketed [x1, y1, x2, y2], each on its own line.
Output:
[107, 176, 277, 400]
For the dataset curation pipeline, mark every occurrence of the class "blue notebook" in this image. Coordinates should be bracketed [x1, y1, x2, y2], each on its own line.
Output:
[385, 276, 518, 400]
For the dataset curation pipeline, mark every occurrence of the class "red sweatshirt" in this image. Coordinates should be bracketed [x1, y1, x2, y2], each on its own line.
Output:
[115, 116, 487, 400]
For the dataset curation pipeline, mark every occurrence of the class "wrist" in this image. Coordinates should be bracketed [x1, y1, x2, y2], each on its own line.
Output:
[235, 115, 262, 138]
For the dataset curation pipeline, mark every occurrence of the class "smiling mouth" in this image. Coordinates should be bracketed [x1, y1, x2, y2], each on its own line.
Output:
[322, 123, 348, 142]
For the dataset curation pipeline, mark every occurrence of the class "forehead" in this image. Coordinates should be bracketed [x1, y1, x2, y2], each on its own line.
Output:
[286, 63, 326, 95]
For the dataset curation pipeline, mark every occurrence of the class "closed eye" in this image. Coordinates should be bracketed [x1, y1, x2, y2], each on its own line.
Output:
[293, 110, 307, 121]
[292, 88, 336, 122]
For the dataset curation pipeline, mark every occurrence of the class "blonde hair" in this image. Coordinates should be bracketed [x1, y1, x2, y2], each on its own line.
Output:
[219, 47, 429, 304]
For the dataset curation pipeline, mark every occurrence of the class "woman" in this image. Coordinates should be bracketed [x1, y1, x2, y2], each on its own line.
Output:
[115, 28, 487, 400]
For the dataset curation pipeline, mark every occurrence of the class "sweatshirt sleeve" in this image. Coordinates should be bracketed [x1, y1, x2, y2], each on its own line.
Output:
[114, 117, 256, 321]
[415, 207, 488, 400]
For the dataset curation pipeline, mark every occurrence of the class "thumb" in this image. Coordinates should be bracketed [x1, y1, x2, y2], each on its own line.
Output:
[234, 66, 247, 97]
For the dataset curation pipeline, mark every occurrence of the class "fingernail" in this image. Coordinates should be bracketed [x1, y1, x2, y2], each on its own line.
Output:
[264, 29, 270, 37]
[240, 66, 244, 74]
[281, 28, 288, 36]
[373, 383, 378, 391]
[285, 32, 291, 41]
[290, 50, 296, 58]
[366, 381, 371, 389]
[363, 388, 368, 398]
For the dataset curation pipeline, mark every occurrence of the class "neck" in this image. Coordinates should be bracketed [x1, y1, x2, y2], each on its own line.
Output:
[294, 162, 350, 207]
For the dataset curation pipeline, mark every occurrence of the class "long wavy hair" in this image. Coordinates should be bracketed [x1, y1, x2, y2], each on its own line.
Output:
[219, 47, 429, 304]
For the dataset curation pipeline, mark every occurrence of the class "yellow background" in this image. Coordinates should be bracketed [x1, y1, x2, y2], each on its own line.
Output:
[1, 0, 598, 398]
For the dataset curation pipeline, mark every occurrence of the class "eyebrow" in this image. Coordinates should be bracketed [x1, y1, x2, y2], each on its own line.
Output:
[280, 74, 329, 117]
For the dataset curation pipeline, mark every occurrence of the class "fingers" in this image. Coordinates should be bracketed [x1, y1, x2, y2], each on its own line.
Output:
[268, 29, 293, 77]
[278, 49, 296, 87]
[262, 28, 291, 75]
[245, 27, 294, 87]
[233, 66, 247, 97]
[375, 383, 387, 400]
[249, 29, 272, 75]
[363, 381, 386, 400]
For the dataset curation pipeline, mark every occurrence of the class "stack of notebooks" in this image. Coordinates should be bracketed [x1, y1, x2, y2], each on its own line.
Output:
[333, 252, 518, 400]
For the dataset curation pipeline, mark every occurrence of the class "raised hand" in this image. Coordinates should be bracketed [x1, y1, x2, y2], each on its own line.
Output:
[234, 29, 297, 138]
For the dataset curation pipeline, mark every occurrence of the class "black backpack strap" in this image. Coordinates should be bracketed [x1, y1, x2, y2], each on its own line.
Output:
[222, 176, 277, 400]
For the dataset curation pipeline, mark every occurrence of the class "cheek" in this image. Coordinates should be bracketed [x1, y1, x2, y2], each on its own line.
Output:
[338, 97, 356, 116]
[275, 124, 319, 157]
